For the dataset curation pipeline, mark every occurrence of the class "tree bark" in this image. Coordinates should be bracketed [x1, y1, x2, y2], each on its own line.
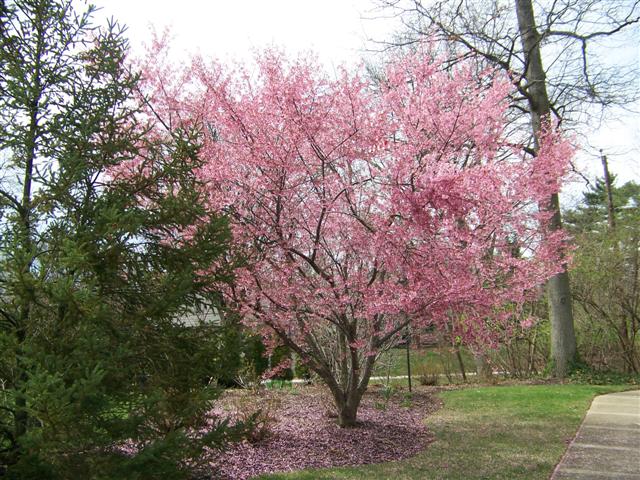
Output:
[514, 0, 577, 378]
[323, 344, 378, 427]
[14, 26, 42, 444]
[456, 347, 467, 381]
[473, 352, 493, 381]
[320, 367, 367, 427]
[601, 152, 616, 230]
[333, 388, 364, 428]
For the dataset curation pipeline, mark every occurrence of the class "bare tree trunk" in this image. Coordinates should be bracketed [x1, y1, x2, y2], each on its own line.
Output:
[474, 352, 493, 381]
[601, 152, 616, 230]
[455, 347, 467, 381]
[527, 328, 539, 374]
[319, 353, 376, 427]
[514, 0, 577, 378]
[270, 321, 376, 428]
[337, 328, 349, 388]
[332, 387, 364, 428]
[14, 39, 41, 445]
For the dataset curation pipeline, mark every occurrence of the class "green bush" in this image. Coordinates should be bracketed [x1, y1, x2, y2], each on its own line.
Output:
[569, 363, 640, 385]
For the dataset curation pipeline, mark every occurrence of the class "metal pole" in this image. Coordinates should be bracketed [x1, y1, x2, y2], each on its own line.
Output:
[406, 326, 412, 392]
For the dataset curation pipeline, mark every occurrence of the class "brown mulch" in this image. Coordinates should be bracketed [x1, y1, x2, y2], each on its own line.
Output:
[205, 385, 441, 480]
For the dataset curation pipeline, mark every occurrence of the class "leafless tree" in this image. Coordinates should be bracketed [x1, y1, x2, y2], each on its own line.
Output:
[371, 0, 639, 377]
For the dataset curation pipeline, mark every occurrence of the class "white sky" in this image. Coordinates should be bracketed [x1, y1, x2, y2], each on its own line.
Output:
[93, 0, 639, 205]
[94, 0, 395, 66]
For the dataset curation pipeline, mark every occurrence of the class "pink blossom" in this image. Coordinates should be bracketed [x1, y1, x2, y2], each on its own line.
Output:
[520, 317, 537, 330]
[141, 44, 573, 423]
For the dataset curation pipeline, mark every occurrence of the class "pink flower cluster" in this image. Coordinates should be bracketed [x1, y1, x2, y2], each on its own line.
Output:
[140, 43, 573, 409]
[180, 48, 568, 341]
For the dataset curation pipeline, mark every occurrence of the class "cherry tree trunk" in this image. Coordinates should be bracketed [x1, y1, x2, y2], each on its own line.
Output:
[318, 353, 376, 427]
[514, 0, 577, 378]
[333, 389, 364, 428]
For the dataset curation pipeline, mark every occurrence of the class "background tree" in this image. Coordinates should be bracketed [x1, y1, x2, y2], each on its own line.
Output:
[373, 0, 639, 377]
[566, 178, 640, 373]
[565, 175, 640, 232]
[0, 1, 240, 477]
[166, 48, 573, 426]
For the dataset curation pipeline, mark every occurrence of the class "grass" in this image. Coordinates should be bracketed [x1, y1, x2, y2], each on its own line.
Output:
[257, 383, 631, 480]
[264, 379, 296, 390]
[373, 347, 475, 379]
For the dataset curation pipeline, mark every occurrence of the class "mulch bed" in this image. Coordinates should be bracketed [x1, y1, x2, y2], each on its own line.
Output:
[205, 385, 441, 479]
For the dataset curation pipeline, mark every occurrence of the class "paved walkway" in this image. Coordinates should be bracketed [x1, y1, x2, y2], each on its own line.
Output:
[552, 390, 640, 479]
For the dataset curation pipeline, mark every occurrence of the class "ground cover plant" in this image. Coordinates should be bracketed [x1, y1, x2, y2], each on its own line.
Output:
[255, 383, 630, 480]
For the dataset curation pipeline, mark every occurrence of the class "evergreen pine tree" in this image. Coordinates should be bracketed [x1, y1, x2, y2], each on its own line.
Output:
[0, 1, 240, 477]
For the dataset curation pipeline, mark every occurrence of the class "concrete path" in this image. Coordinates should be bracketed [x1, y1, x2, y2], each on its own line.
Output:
[552, 390, 640, 479]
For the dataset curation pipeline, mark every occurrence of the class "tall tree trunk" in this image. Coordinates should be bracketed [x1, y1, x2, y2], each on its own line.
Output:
[601, 152, 616, 230]
[514, 0, 577, 378]
[14, 53, 40, 446]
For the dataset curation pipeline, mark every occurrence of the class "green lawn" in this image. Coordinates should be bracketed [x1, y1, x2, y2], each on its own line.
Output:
[372, 347, 475, 379]
[258, 384, 631, 480]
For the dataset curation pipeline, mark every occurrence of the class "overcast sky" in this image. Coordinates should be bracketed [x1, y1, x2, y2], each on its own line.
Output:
[93, 0, 639, 204]
[94, 0, 395, 66]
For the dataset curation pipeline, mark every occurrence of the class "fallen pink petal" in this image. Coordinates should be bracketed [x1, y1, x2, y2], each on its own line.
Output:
[206, 387, 439, 480]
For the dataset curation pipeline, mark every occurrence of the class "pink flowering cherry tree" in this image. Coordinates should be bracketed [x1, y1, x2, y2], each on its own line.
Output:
[148, 47, 571, 426]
